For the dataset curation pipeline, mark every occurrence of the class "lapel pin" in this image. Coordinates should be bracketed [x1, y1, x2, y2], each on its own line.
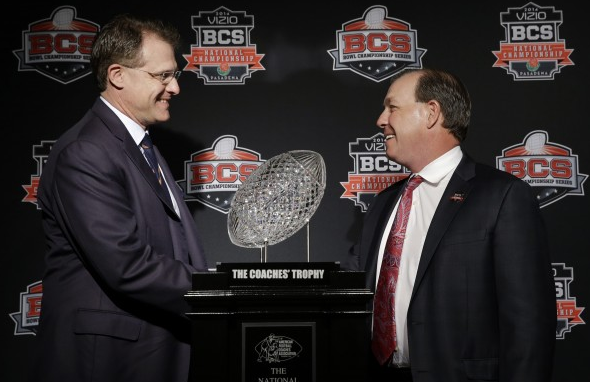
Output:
[450, 192, 465, 202]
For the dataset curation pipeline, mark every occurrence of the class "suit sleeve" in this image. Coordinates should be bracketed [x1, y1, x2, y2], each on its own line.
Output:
[493, 179, 556, 382]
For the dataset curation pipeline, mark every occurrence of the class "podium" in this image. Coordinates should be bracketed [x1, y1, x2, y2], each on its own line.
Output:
[185, 262, 372, 382]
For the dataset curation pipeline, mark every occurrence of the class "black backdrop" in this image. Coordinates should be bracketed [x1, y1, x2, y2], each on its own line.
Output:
[4, 2, 588, 381]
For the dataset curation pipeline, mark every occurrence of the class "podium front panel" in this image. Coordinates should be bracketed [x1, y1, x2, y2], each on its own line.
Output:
[185, 262, 373, 382]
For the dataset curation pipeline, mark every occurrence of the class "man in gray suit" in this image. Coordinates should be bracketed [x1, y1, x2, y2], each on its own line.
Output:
[30, 14, 208, 382]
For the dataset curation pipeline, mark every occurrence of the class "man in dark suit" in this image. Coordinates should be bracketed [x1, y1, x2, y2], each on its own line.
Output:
[30, 14, 208, 382]
[345, 68, 556, 382]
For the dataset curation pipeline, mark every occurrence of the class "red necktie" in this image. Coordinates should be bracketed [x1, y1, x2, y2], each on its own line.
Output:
[372, 175, 424, 365]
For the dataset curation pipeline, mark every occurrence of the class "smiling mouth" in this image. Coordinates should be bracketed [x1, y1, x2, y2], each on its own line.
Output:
[385, 134, 395, 141]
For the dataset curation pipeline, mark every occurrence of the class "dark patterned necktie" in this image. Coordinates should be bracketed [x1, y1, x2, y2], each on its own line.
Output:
[372, 175, 424, 365]
[140, 133, 163, 186]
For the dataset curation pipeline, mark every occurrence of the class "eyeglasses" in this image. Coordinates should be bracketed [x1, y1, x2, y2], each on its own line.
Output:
[122, 65, 181, 84]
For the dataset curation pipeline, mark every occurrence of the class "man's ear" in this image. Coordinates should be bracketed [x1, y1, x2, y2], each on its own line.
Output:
[426, 100, 441, 129]
[107, 64, 124, 89]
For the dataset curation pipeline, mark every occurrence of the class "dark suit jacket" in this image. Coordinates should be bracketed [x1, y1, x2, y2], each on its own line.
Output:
[345, 154, 556, 382]
[31, 98, 208, 382]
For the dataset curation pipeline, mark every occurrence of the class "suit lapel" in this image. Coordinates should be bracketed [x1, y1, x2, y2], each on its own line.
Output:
[127, 136, 177, 212]
[154, 146, 182, 218]
[411, 156, 476, 299]
[91, 99, 175, 213]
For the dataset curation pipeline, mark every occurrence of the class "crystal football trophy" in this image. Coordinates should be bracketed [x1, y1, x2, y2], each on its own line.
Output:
[227, 150, 326, 262]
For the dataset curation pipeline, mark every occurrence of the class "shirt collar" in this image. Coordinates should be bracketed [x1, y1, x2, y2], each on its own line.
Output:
[100, 96, 146, 146]
[416, 146, 463, 185]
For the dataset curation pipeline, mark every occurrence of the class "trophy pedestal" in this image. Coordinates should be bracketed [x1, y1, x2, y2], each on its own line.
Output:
[185, 262, 373, 382]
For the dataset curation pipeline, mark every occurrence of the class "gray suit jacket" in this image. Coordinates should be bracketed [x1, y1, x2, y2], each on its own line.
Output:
[31, 98, 207, 382]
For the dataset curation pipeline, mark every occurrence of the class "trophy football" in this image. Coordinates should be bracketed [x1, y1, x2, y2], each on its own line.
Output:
[227, 150, 326, 262]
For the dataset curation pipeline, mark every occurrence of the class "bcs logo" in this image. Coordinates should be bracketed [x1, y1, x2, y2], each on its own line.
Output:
[183, 6, 265, 85]
[22, 140, 55, 209]
[492, 2, 574, 80]
[13, 6, 99, 84]
[553, 263, 585, 339]
[340, 133, 409, 212]
[177, 135, 265, 213]
[328, 5, 426, 82]
[496, 130, 587, 207]
[10, 281, 42, 336]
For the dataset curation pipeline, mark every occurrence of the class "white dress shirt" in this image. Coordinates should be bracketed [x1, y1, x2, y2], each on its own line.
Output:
[374, 146, 463, 366]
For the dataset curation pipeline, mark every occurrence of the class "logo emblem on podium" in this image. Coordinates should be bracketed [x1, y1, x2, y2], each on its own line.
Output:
[255, 333, 302, 363]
